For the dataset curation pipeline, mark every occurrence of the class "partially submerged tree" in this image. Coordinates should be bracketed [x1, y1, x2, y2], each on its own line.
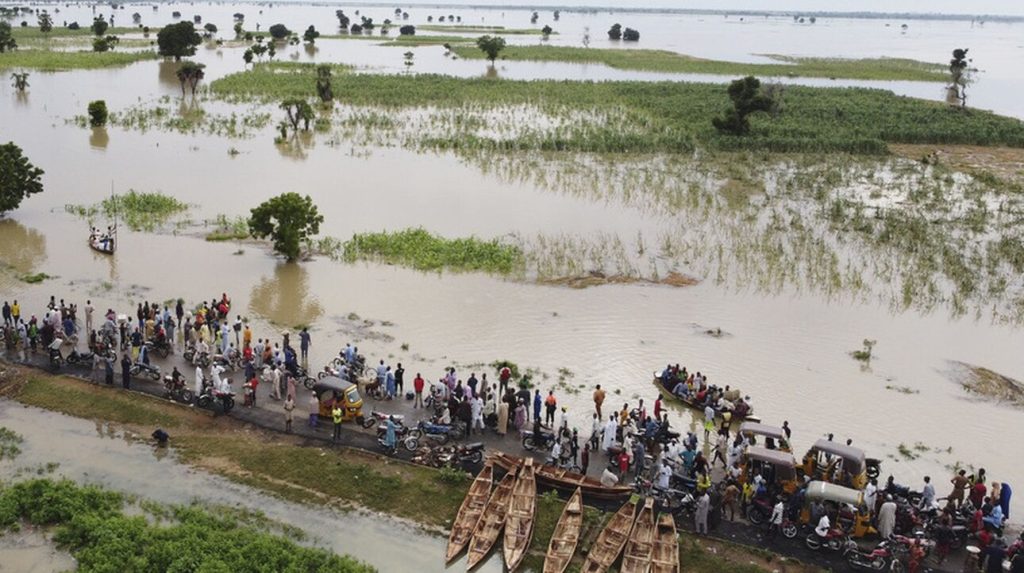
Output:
[0, 21, 17, 52]
[279, 98, 314, 133]
[203, 23, 217, 38]
[335, 10, 350, 29]
[399, 24, 415, 36]
[248, 192, 324, 261]
[175, 60, 206, 96]
[157, 21, 202, 61]
[92, 35, 119, 52]
[608, 23, 622, 40]
[90, 16, 109, 36]
[314, 65, 333, 102]
[711, 76, 774, 135]
[476, 35, 506, 65]
[269, 23, 290, 40]
[303, 25, 319, 44]
[0, 142, 44, 214]
[623, 27, 640, 41]
[87, 100, 108, 127]
[10, 72, 29, 92]
[37, 11, 53, 34]
[948, 48, 970, 109]
[541, 25, 552, 39]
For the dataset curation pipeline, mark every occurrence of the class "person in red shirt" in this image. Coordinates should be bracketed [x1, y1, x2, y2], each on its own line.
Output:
[413, 372, 425, 409]
[244, 374, 259, 407]
[499, 366, 511, 394]
[653, 396, 663, 421]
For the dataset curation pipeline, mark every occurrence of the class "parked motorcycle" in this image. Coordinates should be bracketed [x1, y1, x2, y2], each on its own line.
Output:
[146, 338, 173, 359]
[129, 361, 161, 381]
[362, 410, 405, 429]
[434, 442, 486, 468]
[377, 436, 398, 456]
[521, 429, 557, 452]
[404, 420, 460, 450]
[197, 384, 235, 413]
[844, 539, 895, 571]
[183, 346, 211, 368]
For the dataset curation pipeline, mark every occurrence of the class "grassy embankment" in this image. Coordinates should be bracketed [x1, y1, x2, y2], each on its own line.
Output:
[419, 24, 550, 35]
[451, 45, 948, 81]
[0, 478, 376, 572]
[211, 64, 1024, 154]
[0, 49, 158, 70]
[5, 371, 805, 572]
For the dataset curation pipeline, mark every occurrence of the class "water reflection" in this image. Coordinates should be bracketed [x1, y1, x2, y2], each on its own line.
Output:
[275, 130, 315, 161]
[249, 262, 323, 328]
[157, 60, 181, 89]
[89, 126, 109, 149]
[14, 90, 29, 107]
[0, 218, 47, 273]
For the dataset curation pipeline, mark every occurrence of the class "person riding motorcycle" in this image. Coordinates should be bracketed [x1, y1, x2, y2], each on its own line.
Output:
[815, 514, 831, 538]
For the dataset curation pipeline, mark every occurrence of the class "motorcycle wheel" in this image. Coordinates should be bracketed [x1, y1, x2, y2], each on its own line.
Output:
[408, 428, 422, 439]
[746, 506, 766, 525]
[404, 438, 419, 451]
[304, 376, 316, 390]
[827, 537, 844, 551]
[782, 523, 798, 539]
[148, 370, 161, 381]
[467, 451, 483, 466]
[438, 433, 450, 445]
[317, 371, 328, 380]
[805, 534, 821, 551]
[158, 347, 170, 359]
[223, 396, 235, 412]
[362, 418, 377, 429]
[869, 557, 887, 571]
[198, 395, 212, 408]
[889, 560, 904, 573]
[522, 437, 536, 451]
[180, 389, 194, 403]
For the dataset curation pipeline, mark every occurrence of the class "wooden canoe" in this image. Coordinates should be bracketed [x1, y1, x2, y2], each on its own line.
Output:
[620, 497, 656, 573]
[652, 377, 761, 423]
[446, 463, 494, 563]
[650, 513, 679, 573]
[490, 452, 632, 501]
[543, 487, 584, 573]
[502, 457, 536, 572]
[466, 471, 516, 570]
[580, 499, 637, 573]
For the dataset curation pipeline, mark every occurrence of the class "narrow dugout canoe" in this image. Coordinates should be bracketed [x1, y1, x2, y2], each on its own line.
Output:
[466, 471, 516, 570]
[446, 463, 494, 563]
[502, 457, 537, 571]
[580, 499, 637, 573]
[543, 487, 584, 573]
[620, 497, 656, 573]
[650, 513, 680, 573]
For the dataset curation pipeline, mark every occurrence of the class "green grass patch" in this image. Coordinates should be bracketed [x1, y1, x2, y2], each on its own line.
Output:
[419, 24, 549, 35]
[0, 427, 23, 460]
[19, 272, 52, 284]
[0, 48, 158, 71]
[211, 65, 1024, 154]
[385, 34, 476, 46]
[0, 478, 375, 572]
[11, 26, 154, 39]
[204, 214, 250, 242]
[451, 45, 947, 82]
[331, 228, 525, 275]
[17, 376, 182, 429]
[66, 190, 187, 232]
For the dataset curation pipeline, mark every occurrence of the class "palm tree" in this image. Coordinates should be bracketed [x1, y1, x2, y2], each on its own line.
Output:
[175, 61, 206, 96]
[10, 72, 29, 92]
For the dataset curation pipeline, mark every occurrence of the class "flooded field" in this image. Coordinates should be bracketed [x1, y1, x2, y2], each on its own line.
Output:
[2, 0, 1024, 549]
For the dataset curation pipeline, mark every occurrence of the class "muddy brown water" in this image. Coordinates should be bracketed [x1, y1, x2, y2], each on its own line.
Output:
[1, 0, 1023, 534]
[0, 400, 506, 572]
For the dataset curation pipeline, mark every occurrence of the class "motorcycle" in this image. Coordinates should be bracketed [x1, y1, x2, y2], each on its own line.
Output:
[362, 410, 405, 429]
[404, 420, 460, 450]
[521, 429, 557, 452]
[162, 374, 195, 404]
[433, 442, 486, 468]
[129, 361, 162, 381]
[805, 527, 848, 552]
[197, 383, 235, 413]
[844, 539, 896, 571]
[146, 338, 173, 359]
[745, 495, 775, 525]
[183, 346, 211, 368]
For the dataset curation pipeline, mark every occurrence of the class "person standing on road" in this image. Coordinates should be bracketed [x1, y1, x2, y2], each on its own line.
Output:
[499, 365, 511, 395]
[413, 372, 424, 408]
[308, 393, 319, 428]
[878, 496, 897, 538]
[395, 363, 405, 396]
[233, 316, 243, 348]
[722, 482, 740, 521]
[544, 391, 557, 426]
[593, 384, 605, 419]
[120, 353, 132, 389]
[703, 404, 715, 441]
[533, 390, 542, 424]
[767, 497, 785, 540]
[283, 396, 295, 433]
[270, 365, 282, 401]
[84, 300, 94, 335]
[471, 394, 484, 434]
[104, 356, 114, 385]
[921, 476, 936, 508]
[332, 404, 343, 441]
[299, 327, 310, 365]
[695, 491, 710, 535]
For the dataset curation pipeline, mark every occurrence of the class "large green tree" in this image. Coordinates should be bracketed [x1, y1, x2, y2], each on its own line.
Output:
[0, 142, 44, 214]
[712, 76, 774, 136]
[476, 35, 506, 64]
[248, 193, 323, 261]
[157, 21, 201, 61]
[0, 22, 16, 53]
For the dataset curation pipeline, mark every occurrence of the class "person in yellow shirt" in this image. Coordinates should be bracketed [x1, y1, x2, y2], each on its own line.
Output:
[10, 300, 20, 323]
[242, 324, 252, 349]
[332, 405, 343, 441]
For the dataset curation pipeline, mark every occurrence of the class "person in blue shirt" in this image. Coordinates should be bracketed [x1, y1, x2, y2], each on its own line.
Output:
[533, 390, 542, 423]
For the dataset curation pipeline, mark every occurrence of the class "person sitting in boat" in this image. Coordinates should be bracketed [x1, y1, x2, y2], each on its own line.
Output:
[734, 398, 751, 418]
[600, 467, 619, 487]
[659, 364, 673, 387]
[671, 378, 689, 398]
[716, 395, 735, 412]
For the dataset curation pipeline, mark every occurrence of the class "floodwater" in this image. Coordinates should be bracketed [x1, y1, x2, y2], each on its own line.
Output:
[2, 0, 1024, 539]
[0, 529, 75, 573]
[0, 400, 506, 572]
